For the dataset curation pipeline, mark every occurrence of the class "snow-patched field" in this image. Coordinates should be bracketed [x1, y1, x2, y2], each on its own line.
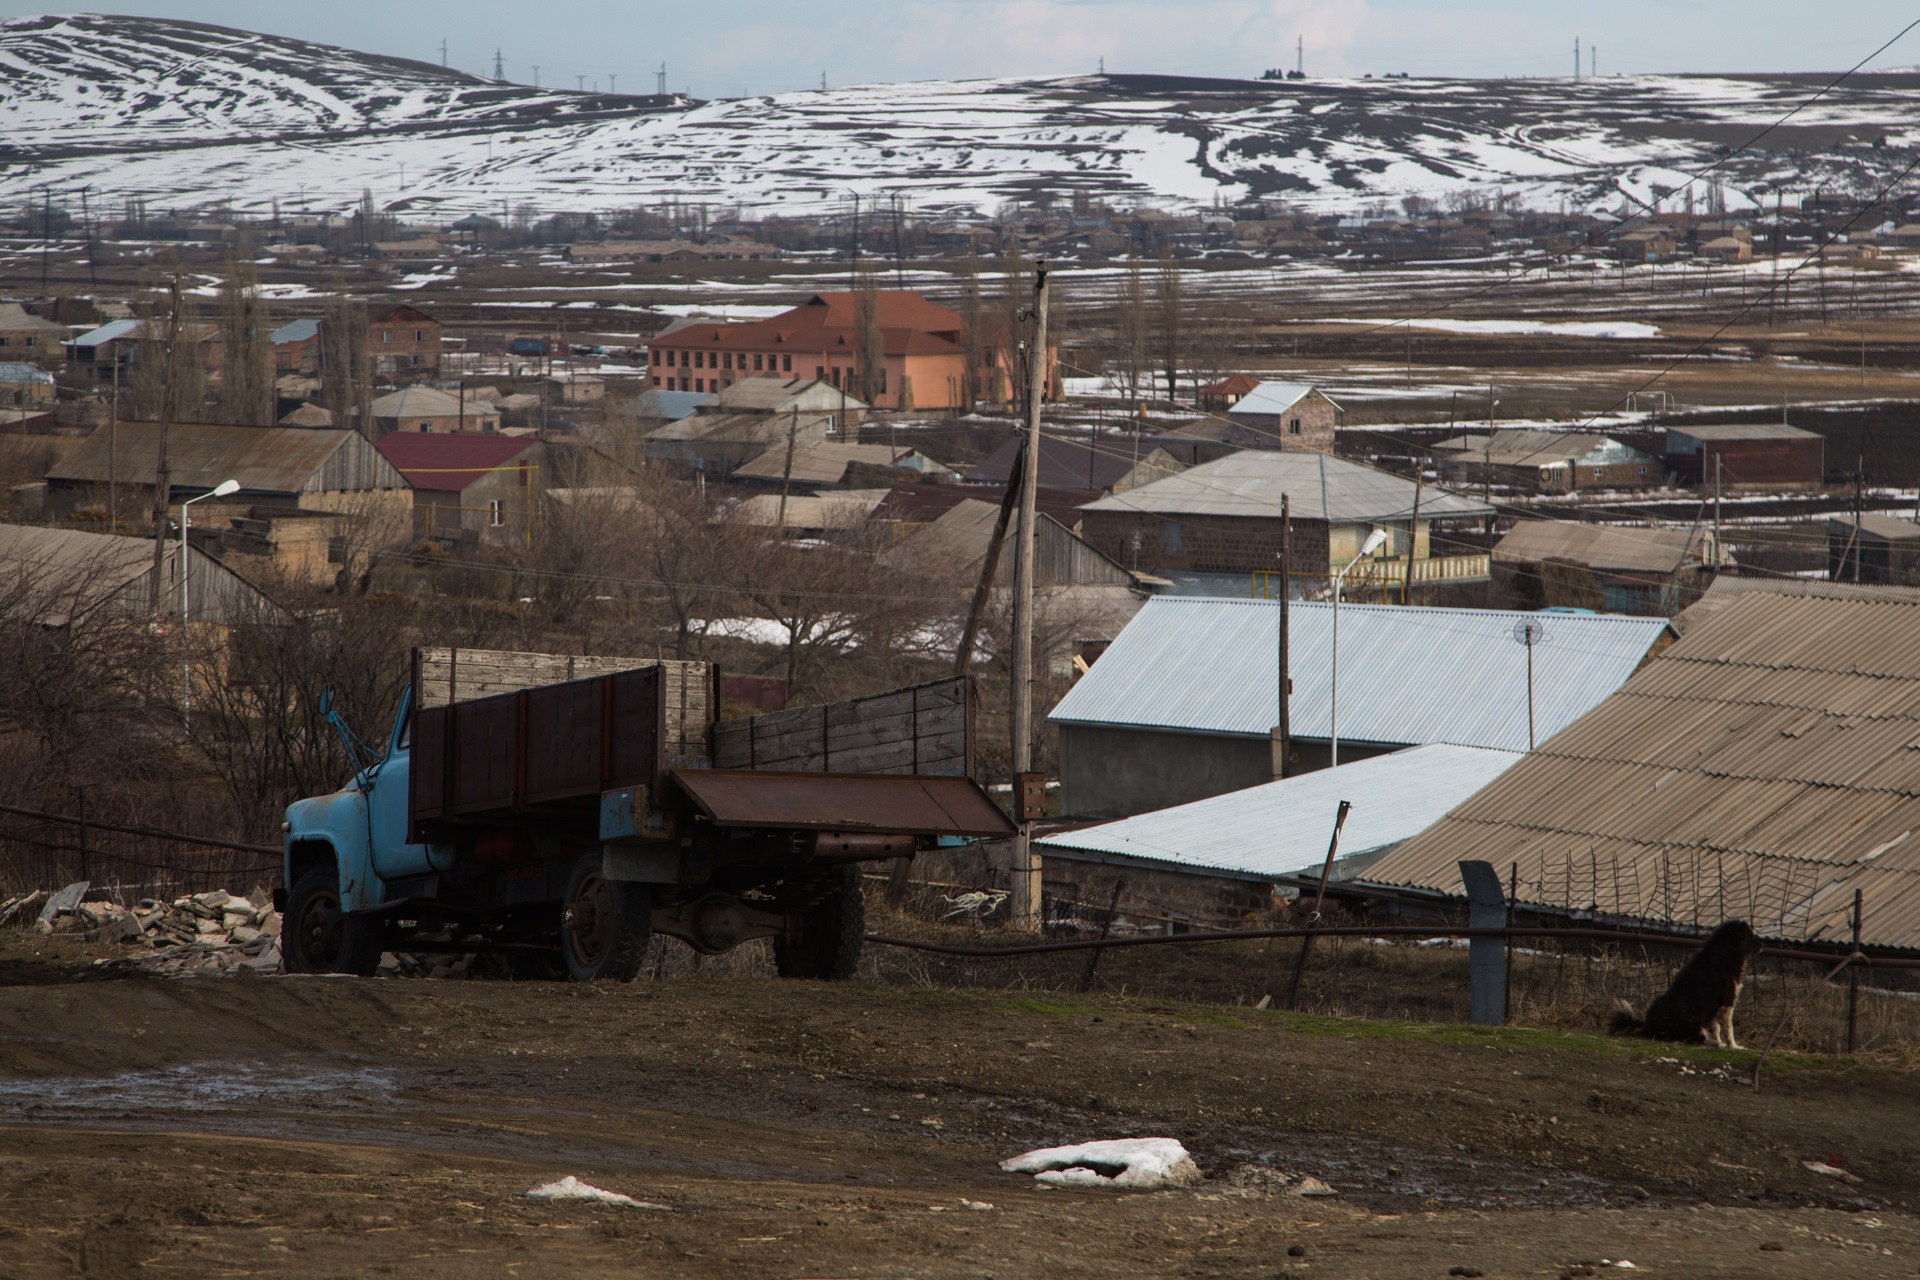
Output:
[6, 15, 1920, 221]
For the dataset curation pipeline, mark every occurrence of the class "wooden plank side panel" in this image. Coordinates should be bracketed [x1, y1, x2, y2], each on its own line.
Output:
[520, 679, 605, 803]
[415, 646, 713, 718]
[410, 704, 449, 823]
[607, 668, 664, 791]
[449, 695, 520, 813]
[713, 677, 973, 776]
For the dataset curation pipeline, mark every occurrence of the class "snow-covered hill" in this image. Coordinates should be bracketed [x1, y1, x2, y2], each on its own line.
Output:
[4, 14, 1920, 221]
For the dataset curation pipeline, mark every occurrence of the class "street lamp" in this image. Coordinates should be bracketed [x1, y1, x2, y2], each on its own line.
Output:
[181, 479, 241, 729]
[1329, 526, 1389, 768]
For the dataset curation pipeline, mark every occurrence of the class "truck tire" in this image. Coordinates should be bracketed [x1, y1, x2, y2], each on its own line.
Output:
[561, 856, 651, 982]
[774, 879, 865, 981]
[282, 866, 382, 976]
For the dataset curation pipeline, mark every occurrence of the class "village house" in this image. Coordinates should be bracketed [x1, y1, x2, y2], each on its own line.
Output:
[644, 378, 865, 476]
[1196, 373, 1261, 413]
[374, 432, 544, 547]
[645, 291, 1038, 411]
[1665, 422, 1824, 491]
[1152, 382, 1341, 464]
[43, 421, 412, 526]
[731, 441, 954, 491]
[1430, 429, 1663, 492]
[1828, 513, 1920, 586]
[1047, 595, 1673, 819]
[966, 433, 1185, 496]
[1359, 582, 1920, 949]
[365, 304, 442, 379]
[1493, 520, 1723, 615]
[269, 318, 323, 375]
[1077, 449, 1495, 596]
[371, 386, 500, 435]
[0, 362, 56, 407]
[0, 523, 286, 629]
[0, 302, 68, 366]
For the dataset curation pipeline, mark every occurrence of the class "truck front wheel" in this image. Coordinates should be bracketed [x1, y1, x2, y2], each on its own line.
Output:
[774, 878, 866, 981]
[561, 856, 651, 982]
[282, 866, 382, 976]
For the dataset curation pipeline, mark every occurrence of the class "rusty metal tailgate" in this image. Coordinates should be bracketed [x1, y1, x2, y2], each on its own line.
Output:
[667, 768, 1014, 836]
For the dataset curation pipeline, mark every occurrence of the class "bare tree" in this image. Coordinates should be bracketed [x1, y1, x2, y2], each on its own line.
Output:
[215, 252, 275, 425]
[1153, 250, 1184, 402]
[1115, 257, 1150, 409]
[129, 266, 205, 423]
[320, 288, 373, 436]
[853, 265, 884, 405]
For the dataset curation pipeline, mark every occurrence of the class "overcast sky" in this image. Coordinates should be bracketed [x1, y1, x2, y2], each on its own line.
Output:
[7, 2, 1919, 97]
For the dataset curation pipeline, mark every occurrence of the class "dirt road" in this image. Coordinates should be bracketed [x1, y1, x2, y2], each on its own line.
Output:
[0, 938, 1915, 1278]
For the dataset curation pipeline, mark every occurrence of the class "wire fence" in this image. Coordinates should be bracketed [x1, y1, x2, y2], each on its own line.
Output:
[0, 804, 281, 904]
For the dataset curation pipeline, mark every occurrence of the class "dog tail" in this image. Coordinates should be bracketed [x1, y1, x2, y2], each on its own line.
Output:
[1608, 998, 1644, 1037]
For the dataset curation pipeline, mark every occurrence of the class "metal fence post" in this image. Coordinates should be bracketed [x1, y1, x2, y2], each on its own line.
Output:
[1460, 860, 1507, 1026]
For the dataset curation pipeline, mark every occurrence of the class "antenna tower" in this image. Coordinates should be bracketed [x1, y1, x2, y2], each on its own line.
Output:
[1296, 35, 1303, 75]
[657, 62, 667, 94]
[439, 38, 448, 67]
[493, 48, 504, 80]
[532, 64, 540, 87]
[1574, 37, 1580, 78]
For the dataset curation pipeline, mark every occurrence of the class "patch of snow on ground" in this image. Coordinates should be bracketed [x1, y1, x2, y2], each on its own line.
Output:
[524, 1176, 669, 1208]
[1001, 1137, 1201, 1190]
[1320, 318, 1661, 339]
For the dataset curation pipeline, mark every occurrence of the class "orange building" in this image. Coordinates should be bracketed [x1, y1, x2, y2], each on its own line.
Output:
[647, 291, 1042, 411]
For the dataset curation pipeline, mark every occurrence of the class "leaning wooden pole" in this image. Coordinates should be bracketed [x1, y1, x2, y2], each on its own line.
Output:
[1285, 800, 1353, 1009]
[953, 444, 1025, 677]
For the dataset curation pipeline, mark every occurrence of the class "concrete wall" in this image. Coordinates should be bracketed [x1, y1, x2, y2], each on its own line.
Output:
[1058, 723, 1274, 819]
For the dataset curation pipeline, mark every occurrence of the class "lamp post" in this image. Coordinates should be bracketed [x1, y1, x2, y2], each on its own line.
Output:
[181, 479, 241, 729]
[1330, 526, 1388, 768]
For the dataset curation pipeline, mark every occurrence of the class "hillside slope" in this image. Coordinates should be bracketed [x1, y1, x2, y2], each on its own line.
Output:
[4, 14, 1919, 220]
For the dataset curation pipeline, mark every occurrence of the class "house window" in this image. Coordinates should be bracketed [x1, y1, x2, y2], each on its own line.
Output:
[694, 351, 704, 368]
[695, 378, 704, 392]
[489, 500, 504, 527]
[410, 355, 420, 367]
[413, 329, 424, 342]
[380, 329, 391, 343]
[782, 355, 792, 372]
[753, 354, 763, 371]
[418, 423, 429, 432]
[1637, 466, 1648, 478]
[816, 365, 825, 381]
[723, 353, 733, 370]
[1289, 417, 1302, 435]
[878, 367, 887, 394]
[1160, 522, 1185, 556]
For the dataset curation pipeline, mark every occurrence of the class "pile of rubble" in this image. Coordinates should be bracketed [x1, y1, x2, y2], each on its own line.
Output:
[0, 882, 281, 976]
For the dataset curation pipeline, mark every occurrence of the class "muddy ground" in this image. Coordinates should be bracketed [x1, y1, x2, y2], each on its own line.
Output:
[0, 936, 1916, 1279]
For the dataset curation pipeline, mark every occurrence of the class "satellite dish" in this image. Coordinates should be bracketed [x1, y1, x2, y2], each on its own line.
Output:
[1511, 619, 1546, 647]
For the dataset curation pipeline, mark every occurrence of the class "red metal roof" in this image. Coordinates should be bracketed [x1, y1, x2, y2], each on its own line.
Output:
[649, 291, 966, 357]
[374, 433, 535, 492]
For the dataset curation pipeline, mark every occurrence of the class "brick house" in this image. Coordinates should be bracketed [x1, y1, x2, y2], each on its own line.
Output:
[645, 291, 1042, 411]
[1665, 423, 1824, 492]
[270, 318, 323, 375]
[364, 304, 441, 379]
[1156, 383, 1340, 463]
[374, 432, 543, 546]
[0, 303, 67, 366]
[1431, 430, 1662, 493]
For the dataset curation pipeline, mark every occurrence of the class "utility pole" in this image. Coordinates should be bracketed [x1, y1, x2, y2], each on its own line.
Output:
[39, 185, 51, 293]
[1591, 45, 1596, 77]
[108, 358, 118, 533]
[1296, 34, 1303, 76]
[1008, 263, 1050, 930]
[576, 75, 586, 92]
[1272, 494, 1292, 778]
[775, 407, 799, 533]
[609, 74, 617, 93]
[1403, 471, 1423, 603]
[1853, 451, 1865, 583]
[1574, 37, 1580, 79]
[658, 63, 667, 95]
[1713, 454, 1722, 568]
[439, 38, 448, 67]
[80, 187, 97, 288]
[532, 65, 540, 88]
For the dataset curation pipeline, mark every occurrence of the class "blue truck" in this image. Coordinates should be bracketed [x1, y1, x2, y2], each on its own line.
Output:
[278, 649, 1009, 981]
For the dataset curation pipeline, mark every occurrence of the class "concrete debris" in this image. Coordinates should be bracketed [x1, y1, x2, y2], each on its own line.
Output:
[1223, 1164, 1338, 1197]
[7, 884, 283, 977]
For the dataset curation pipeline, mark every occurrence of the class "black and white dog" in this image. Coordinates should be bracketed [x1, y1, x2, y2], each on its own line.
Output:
[1610, 920, 1764, 1049]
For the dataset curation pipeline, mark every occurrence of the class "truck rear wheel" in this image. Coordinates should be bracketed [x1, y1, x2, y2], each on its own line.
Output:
[561, 856, 651, 982]
[774, 879, 865, 981]
[282, 866, 381, 976]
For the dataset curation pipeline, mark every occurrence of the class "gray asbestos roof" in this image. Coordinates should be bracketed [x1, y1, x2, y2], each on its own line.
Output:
[1039, 743, 1523, 879]
[1079, 451, 1492, 522]
[270, 318, 321, 345]
[1048, 595, 1673, 751]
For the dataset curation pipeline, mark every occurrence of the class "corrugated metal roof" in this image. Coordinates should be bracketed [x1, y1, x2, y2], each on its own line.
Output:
[1039, 743, 1522, 878]
[1079, 451, 1492, 522]
[1494, 520, 1717, 574]
[0, 362, 53, 384]
[1227, 381, 1314, 417]
[1666, 422, 1820, 442]
[269, 318, 321, 345]
[1362, 586, 1920, 950]
[1047, 595, 1672, 752]
[733, 440, 920, 485]
[69, 319, 140, 347]
[48, 421, 407, 495]
[371, 386, 463, 418]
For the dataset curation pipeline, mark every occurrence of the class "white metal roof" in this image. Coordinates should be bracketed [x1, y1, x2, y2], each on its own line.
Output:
[1039, 743, 1523, 879]
[1047, 595, 1673, 752]
[1078, 450, 1492, 522]
[1226, 381, 1315, 417]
